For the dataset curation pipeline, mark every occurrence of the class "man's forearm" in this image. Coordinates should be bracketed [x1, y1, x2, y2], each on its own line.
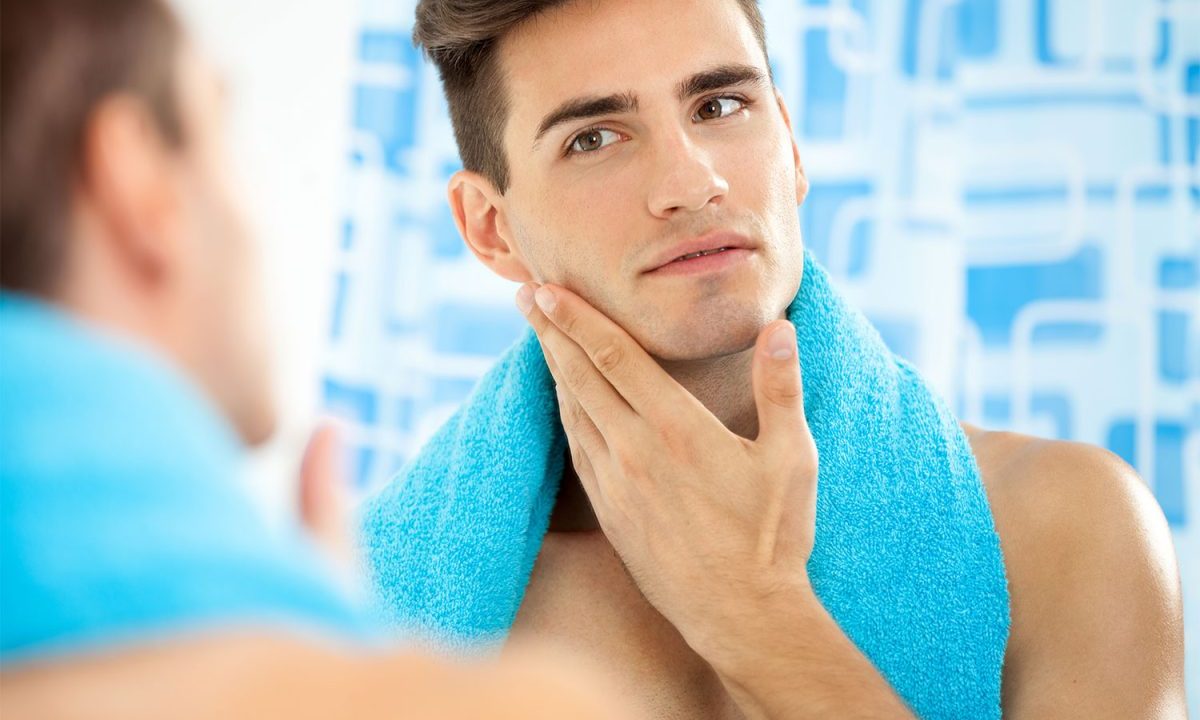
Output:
[707, 584, 916, 720]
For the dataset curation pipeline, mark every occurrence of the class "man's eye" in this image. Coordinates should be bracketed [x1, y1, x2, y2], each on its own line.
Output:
[569, 128, 622, 154]
[694, 96, 745, 121]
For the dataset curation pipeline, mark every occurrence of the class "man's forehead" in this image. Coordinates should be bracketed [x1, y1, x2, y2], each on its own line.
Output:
[499, 0, 766, 133]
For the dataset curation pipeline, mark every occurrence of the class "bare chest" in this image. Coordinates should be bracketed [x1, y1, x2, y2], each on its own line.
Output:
[509, 531, 745, 720]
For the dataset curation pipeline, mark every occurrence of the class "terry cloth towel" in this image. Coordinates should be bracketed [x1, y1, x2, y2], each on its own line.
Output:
[362, 251, 1011, 719]
[0, 294, 376, 665]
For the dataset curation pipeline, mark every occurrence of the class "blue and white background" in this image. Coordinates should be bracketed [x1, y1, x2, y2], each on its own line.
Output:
[320, 0, 1198, 706]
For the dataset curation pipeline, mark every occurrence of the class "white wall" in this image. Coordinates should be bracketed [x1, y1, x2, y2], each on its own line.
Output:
[171, 0, 355, 523]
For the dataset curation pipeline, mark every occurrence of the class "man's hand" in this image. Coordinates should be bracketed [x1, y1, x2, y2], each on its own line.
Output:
[516, 282, 817, 658]
[299, 423, 352, 561]
[516, 282, 914, 719]
[298, 422, 362, 595]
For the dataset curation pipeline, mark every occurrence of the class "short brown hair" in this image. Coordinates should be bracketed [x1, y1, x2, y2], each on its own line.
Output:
[413, 0, 769, 193]
[1, 0, 185, 296]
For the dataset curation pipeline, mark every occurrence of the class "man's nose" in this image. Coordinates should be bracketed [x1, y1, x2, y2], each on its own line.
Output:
[645, 130, 729, 219]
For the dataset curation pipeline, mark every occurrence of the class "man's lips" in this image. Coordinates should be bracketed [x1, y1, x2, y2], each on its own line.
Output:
[643, 231, 755, 274]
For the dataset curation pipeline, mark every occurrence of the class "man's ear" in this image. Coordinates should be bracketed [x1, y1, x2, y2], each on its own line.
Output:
[78, 94, 178, 288]
[774, 89, 810, 206]
[447, 170, 533, 283]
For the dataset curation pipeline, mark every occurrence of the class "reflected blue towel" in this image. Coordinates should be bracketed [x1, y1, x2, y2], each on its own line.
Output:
[362, 252, 1010, 718]
[0, 294, 374, 664]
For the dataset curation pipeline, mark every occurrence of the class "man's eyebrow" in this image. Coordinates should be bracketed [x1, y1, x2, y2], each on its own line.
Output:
[530, 65, 769, 149]
[676, 63, 769, 100]
[533, 92, 639, 146]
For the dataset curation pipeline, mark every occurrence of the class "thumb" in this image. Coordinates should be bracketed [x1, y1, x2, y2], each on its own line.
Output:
[751, 320, 808, 447]
[299, 421, 354, 568]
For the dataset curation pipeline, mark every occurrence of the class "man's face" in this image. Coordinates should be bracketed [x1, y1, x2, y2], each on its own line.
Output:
[168, 44, 275, 444]
[495, 0, 807, 362]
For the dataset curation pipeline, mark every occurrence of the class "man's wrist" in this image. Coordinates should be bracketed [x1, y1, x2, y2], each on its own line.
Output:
[699, 576, 915, 720]
[701, 573, 823, 681]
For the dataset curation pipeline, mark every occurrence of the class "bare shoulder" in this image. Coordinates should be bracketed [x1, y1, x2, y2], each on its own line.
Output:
[963, 422, 1172, 548]
[0, 632, 635, 720]
[961, 423, 1186, 718]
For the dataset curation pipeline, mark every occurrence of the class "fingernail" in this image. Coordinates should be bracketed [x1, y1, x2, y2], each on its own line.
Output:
[534, 286, 557, 315]
[766, 323, 796, 359]
[516, 284, 535, 315]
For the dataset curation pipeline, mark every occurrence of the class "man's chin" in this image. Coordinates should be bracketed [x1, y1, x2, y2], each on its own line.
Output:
[232, 402, 277, 448]
[632, 317, 766, 365]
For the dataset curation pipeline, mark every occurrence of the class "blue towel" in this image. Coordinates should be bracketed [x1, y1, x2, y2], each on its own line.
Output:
[362, 251, 1010, 718]
[0, 294, 376, 665]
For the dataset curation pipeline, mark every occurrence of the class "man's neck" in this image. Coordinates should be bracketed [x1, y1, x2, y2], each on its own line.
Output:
[658, 345, 760, 440]
[549, 343, 761, 533]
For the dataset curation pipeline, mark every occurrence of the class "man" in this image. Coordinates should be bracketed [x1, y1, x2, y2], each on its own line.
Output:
[0, 1, 635, 717]
[363, 0, 1187, 717]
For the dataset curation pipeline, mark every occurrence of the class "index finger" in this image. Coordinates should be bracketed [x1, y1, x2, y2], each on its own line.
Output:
[530, 283, 689, 420]
[519, 284, 638, 433]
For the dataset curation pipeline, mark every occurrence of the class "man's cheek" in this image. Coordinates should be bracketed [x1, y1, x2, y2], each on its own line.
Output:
[551, 265, 599, 304]
[543, 243, 609, 292]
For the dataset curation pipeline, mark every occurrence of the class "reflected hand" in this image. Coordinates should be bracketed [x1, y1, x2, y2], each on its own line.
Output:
[516, 282, 819, 665]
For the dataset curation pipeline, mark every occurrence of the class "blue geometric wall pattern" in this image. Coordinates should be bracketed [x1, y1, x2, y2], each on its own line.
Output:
[326, 0, 1197, 705]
